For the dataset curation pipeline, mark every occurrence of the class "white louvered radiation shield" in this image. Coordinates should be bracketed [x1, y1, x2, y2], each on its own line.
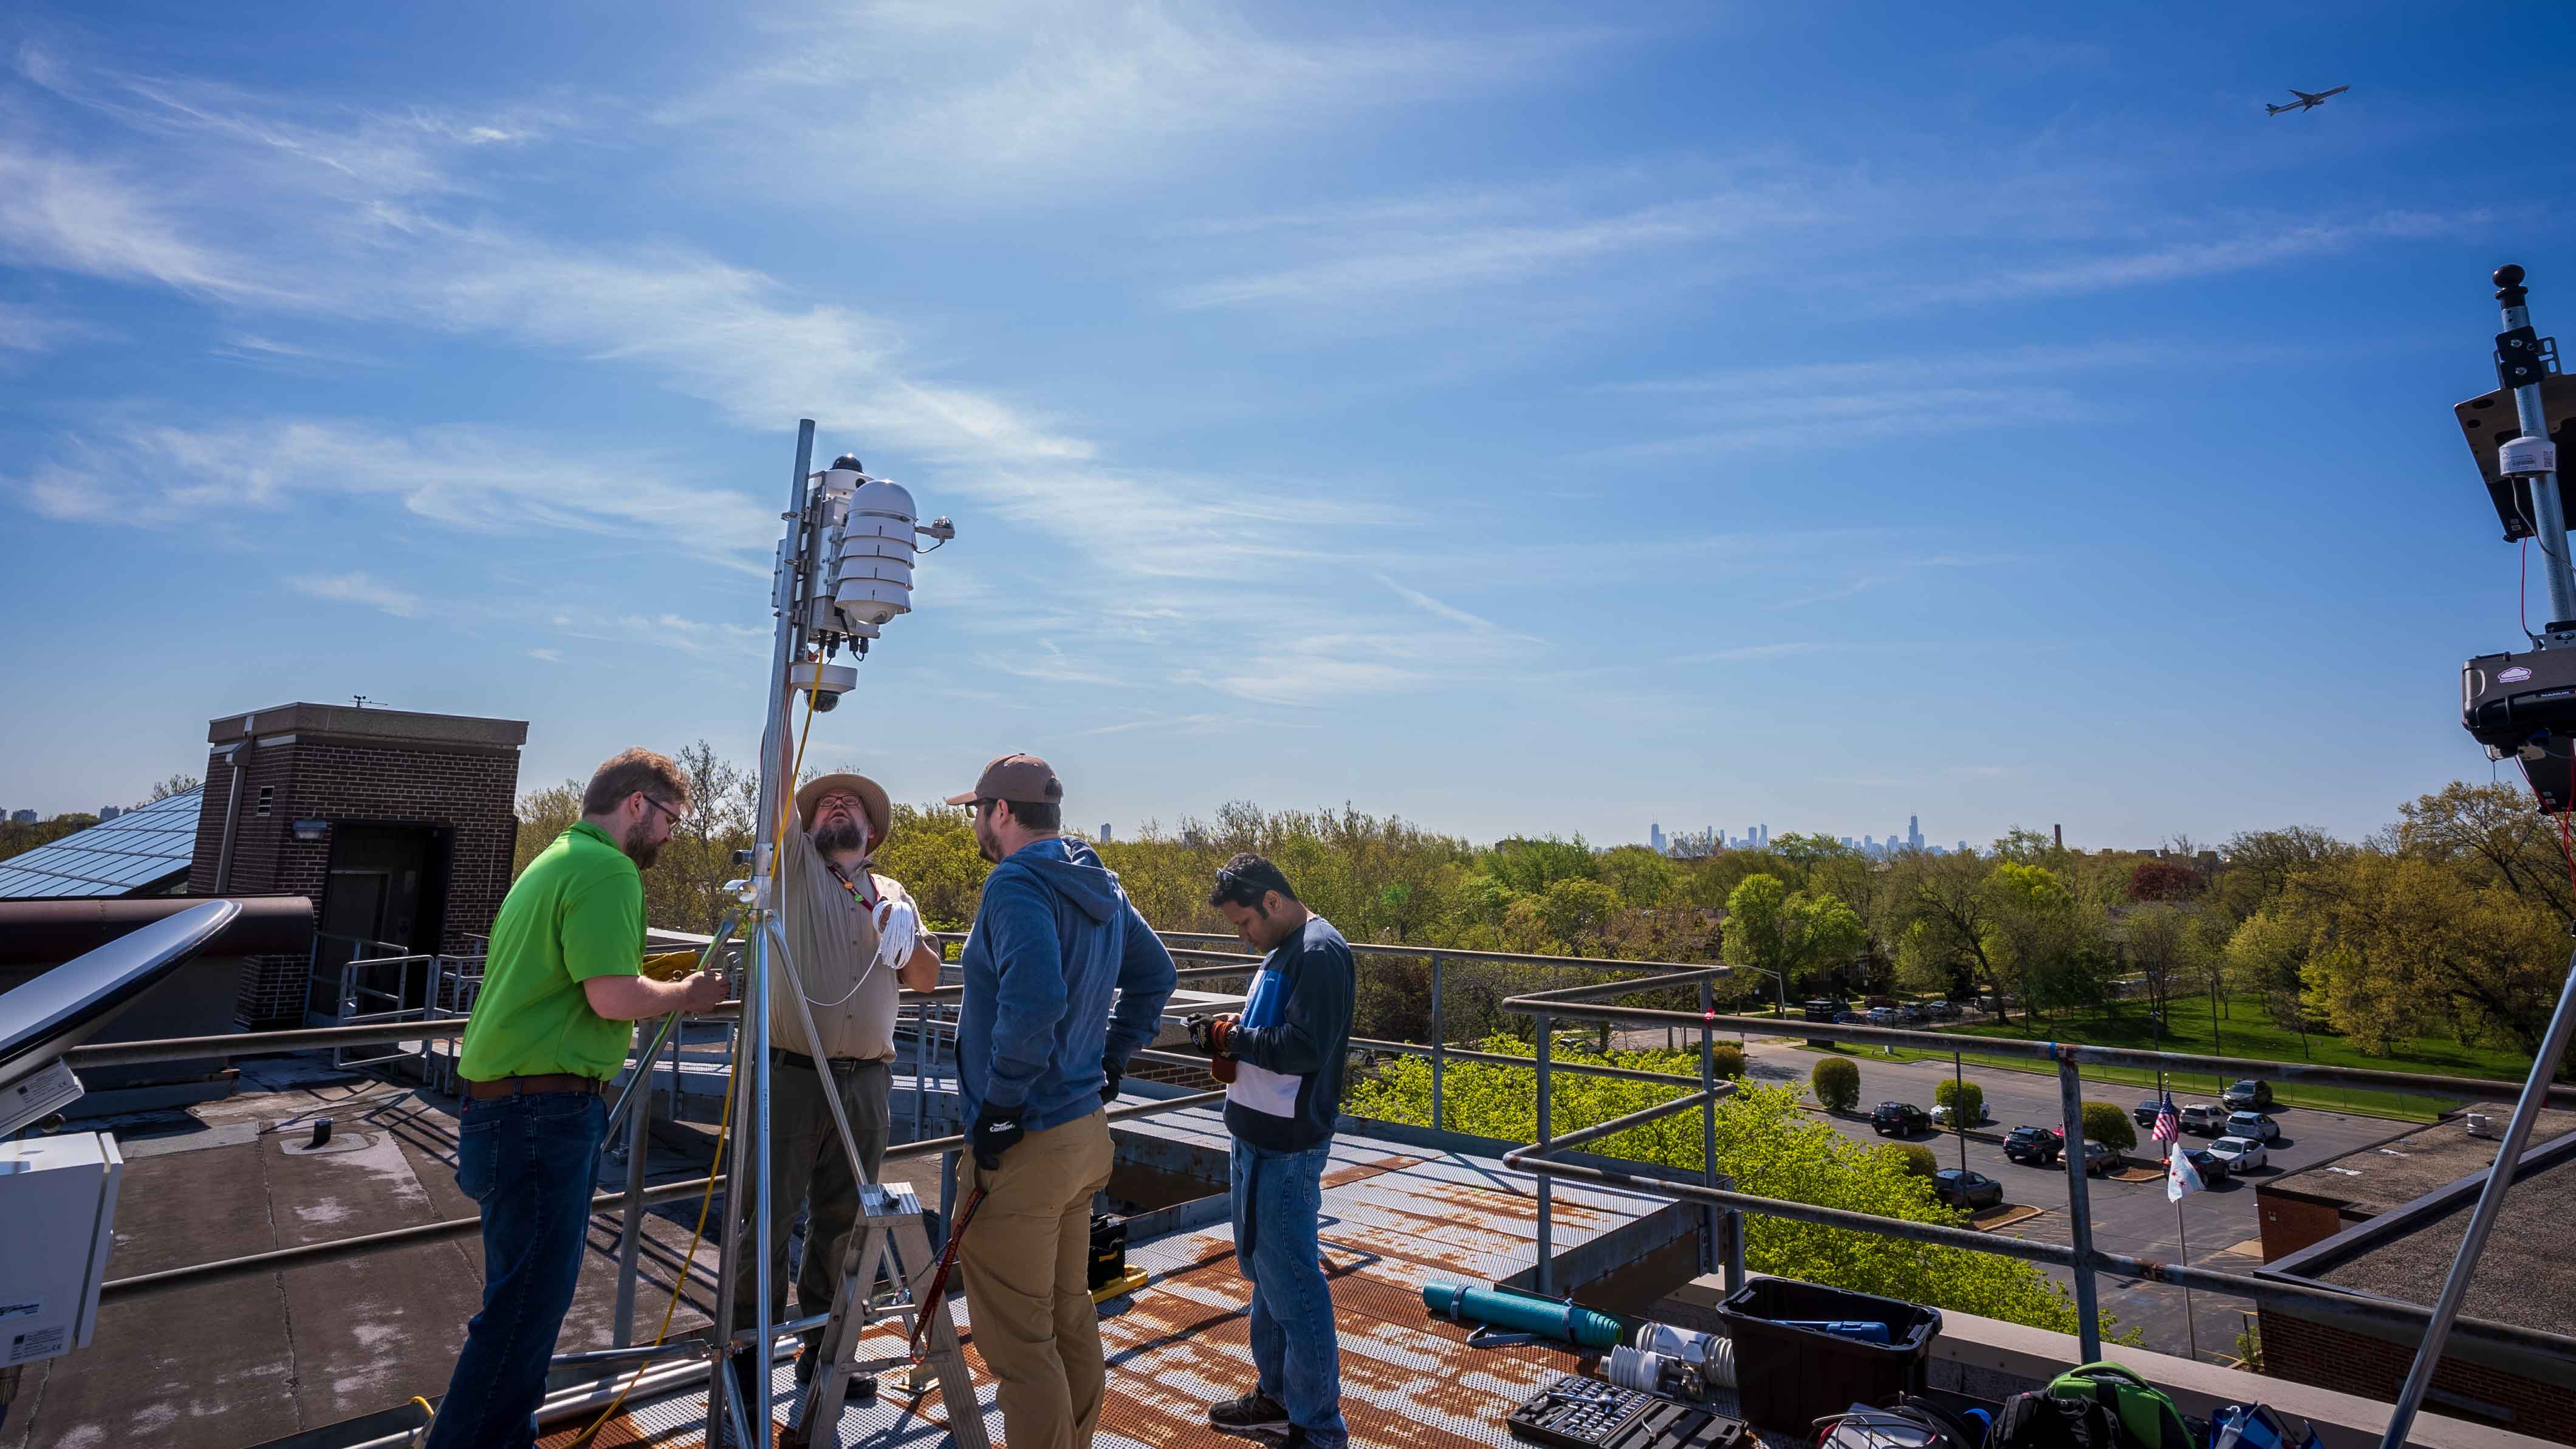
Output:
[832, 478, 919, 633]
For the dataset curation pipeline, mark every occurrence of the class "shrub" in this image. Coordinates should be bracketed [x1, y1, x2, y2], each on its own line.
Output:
[1345, 1040, 2135, 1343]
[2080, 1100, 2137, 1153]
[1710, 1043, 1747, 1080]
[1933, 1078, 1984, 1125]
[1812, 1056, 1860, 1111]
[1894, 1142, 1938, 1178]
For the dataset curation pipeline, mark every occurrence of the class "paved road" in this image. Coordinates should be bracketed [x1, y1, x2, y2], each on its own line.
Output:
[1729, 1038, 2414, 1361]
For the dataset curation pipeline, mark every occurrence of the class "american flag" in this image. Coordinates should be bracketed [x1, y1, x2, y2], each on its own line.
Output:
[2152, 1095, 2180, 1145]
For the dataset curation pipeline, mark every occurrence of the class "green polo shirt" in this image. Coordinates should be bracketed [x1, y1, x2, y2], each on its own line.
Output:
[457, 821, 645, 1082]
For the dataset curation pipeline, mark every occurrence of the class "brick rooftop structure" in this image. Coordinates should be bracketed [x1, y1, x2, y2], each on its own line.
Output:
[2256, 1114, 2576, 1444]
[187, 702, 526, 1027]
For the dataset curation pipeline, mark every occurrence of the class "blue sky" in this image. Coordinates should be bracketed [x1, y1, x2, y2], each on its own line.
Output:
[5, 2, 2574, 850]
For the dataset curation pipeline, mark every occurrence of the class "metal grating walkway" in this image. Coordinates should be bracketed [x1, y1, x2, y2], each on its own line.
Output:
[548, 1111, 1688, 1447]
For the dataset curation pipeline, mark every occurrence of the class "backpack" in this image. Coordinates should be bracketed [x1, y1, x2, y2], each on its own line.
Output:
[2042, 1363, 2193, 1449]
[1982, 1389, 2123, 1449]
[2209, 1404, 2323, 1449]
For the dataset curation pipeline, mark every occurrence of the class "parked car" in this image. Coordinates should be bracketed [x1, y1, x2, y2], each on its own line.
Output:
[2179, 1103, 2229, 1136]
[1871, 1101, 1929, 1136]
[1899, 1004, 1929, 1025]
[1925, 1000, 1962, 1020]
[2076, 1139, 2118, 1176]
[2132, 1098, 2168, 1128]
[1933, 1169, 2004, 1211]
[1866, 1005, 1902, 1026]
[2227, 1111, 2281, 1143]
[2004, 1125, 2061, 1165]
[1930, 1101, 1986, 1128]
[2207, 1136, 2269, 1174]
[2222, 1079, 2276, 1111]
[2182, 1147, 2229, 1184]
[1865, 995, 1899, 1010]
[1834, 1011, 1865, 1024]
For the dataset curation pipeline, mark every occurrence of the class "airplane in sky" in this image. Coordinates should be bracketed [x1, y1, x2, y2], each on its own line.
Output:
[2267, 85, 2350, 115]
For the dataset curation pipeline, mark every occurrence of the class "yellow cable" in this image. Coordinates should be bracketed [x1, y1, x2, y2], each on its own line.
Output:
[568, 677, 821, 1447]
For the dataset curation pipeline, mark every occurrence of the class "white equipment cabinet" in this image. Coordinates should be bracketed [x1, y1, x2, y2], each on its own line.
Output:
[0, 1131, 122, 1368]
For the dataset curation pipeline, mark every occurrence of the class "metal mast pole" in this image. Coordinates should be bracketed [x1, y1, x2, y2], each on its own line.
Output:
[710, 419, 817, 1441]
[2495, 265, 2576, 635]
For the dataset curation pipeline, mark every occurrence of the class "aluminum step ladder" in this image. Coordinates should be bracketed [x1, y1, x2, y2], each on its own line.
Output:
[785, 1180, 987, 1449]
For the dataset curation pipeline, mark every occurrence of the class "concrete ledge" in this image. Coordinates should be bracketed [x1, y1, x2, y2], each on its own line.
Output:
[1658, 1273, 2553, 1449]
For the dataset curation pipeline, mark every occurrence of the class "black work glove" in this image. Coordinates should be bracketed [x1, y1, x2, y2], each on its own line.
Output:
[1185, 1013, 1238, 1058]
[1102, 1066, 1123, 1105]
[970, 1101, 1023, 1171]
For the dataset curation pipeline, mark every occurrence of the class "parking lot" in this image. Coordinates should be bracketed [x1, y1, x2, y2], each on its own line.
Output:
[1736, 1038, 2416, 1359]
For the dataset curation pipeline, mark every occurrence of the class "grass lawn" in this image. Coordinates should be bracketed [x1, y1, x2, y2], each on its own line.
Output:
[1884, 993, 2537, 1123]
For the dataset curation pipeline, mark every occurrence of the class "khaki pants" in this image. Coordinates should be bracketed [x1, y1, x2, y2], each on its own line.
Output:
[730, 1058, 891, 1376]
[957, 1110, 1115, 1449]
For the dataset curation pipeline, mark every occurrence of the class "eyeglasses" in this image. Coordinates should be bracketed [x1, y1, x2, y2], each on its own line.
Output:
[639, 795, 686, 828]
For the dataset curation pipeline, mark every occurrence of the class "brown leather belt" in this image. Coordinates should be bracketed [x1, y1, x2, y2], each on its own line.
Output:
[772, 1049, 888, 1077]
[462, 1073, 606, 1100]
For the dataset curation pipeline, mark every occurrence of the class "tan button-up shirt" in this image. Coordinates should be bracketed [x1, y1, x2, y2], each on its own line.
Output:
[771, 826, 913, 1063]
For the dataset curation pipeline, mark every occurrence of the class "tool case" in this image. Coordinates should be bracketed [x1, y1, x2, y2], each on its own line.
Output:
[1506, 1374, 1748, 1449]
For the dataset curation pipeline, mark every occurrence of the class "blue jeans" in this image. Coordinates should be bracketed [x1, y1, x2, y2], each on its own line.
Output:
[426, 1090, 608, 1449]
[1230, 1140, 1348, 1448]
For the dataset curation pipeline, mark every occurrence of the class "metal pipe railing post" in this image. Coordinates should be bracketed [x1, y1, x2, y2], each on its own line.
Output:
[1697, 979, 1721, 1276]
[612, 1050, 653, 1347]
[2056, 1046, 2103, 1362]
[1535, 1011, 1553, 1296]
[2376, 943, 2576, 1449]
[1430, 954, 1445, 1134]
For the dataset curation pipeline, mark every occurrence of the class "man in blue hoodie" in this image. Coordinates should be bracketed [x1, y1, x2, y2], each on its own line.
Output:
[946, 753, 1176, 1449]
[1188, 853, 1353, 1449]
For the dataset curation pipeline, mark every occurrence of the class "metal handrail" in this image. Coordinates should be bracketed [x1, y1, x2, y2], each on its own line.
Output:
[1488, 961, 2576, 1421]
[67, 922, 2576, 1426]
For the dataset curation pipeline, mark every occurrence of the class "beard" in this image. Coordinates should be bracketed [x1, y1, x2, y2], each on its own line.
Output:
[973, 817, 1002, 865]
[814, 818, 866, 855]
[620, 821, 663, 872]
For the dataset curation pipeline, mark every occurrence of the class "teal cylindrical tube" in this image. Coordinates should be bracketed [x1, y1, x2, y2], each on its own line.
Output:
[1420, 1281, 1622, 1348]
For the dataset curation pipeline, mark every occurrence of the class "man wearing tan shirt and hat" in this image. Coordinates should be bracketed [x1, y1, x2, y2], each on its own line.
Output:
[730, 767, 942, 1426]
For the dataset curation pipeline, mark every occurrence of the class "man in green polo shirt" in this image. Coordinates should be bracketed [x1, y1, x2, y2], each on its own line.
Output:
[426, 747, 727, 1449]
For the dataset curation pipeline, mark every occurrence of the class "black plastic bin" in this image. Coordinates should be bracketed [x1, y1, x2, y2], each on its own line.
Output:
[1714, 1279, 1942, 1433]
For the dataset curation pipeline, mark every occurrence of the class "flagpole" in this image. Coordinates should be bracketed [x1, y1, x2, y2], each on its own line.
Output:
[2160, 1066, 2199, 1361]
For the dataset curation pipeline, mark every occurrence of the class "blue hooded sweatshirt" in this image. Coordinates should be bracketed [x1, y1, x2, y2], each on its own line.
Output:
[955, 837, 1177, 1134]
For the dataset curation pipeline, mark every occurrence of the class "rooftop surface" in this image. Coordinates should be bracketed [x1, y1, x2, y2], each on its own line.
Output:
[560, 1118, 1674, 1448]
[3, 1061, 1680, 1449]
[0, 784, 200, 899]
[2309, 1148, 2576, 1340]
[2259, 1105, 2576, 1218]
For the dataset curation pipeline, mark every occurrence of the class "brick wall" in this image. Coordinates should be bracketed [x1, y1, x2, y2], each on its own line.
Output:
[194, 734, 520, 1028]
[2255, 1190, 2351, 1261]
[2261, 1307, 2575, 1444]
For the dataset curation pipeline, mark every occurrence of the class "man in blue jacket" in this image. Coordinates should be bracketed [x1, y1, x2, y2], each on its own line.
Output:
[1188, 854, 1353, 1449]
[946, 753, 1176, 1449]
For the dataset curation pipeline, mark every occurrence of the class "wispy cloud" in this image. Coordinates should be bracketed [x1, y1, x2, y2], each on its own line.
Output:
[14, 419, 780, 566]
[1900, 212, 2467, 307]
[290, 570, 423, 618]
[0, 301, 109, 354]
[1167, 191, 1815, 313]
[1379, 575, 1504, 632]
[1589, 343, 2211, 460]
[658, 4, 1620, 199]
